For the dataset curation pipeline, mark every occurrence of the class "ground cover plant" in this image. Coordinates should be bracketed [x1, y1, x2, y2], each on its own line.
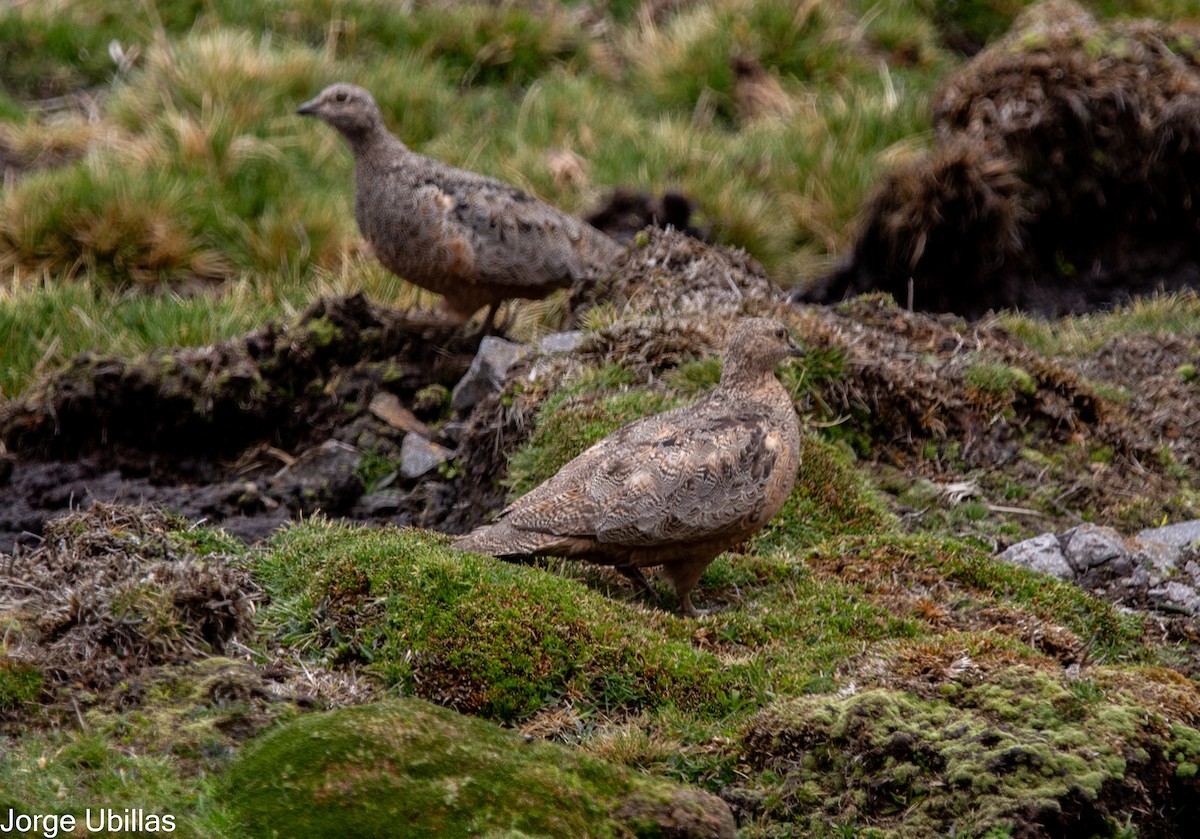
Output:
[5, 0, 1200, 837]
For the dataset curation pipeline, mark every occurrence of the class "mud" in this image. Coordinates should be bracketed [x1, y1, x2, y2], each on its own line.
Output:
[0, 293, 480, 552]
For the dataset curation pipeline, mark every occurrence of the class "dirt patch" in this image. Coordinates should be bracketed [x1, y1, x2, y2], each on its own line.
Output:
[2, 233, 1198, 553]
[795, 0, 1200, 318]
[0, 293, 480, 552]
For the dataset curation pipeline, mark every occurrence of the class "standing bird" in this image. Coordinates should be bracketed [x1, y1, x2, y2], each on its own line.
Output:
[454, 318, 805, 616]
[296, 83, 623, 333]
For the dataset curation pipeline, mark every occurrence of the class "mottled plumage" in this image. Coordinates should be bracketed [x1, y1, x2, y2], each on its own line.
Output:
[454, 318, 804, 616]
[297, 83, 623, 331]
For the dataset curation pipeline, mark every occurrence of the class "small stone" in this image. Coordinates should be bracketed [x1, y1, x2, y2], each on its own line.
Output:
[538, 330, 584, 354]
[1138, 519, 1200, 551]
[369, 392, 431, 436]
[267, 440, 364, 513]
[1062, 524, 1128, 572]
[998, 532, 1073, 580]
[353, 490, 407, 516]
[451, 336, 528, 413]
[400, 434, 453, 480]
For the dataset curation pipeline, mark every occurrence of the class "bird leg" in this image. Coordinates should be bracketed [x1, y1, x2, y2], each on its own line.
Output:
[462, 301, 503, 341]
[617, 566, 661, 606]
[660, 556, 716, 618]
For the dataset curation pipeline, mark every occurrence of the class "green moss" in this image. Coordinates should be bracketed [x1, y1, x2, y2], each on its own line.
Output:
[302, 315, 342, 348]
[742, 676, 1200, 836]
[0, 658, 43, 710]
[254, 521, 754, 722]
[963, 361, 1037, 403]
[223, 699, 721, 839]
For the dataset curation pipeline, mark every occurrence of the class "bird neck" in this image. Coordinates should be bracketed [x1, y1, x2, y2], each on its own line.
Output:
[719, 357, 773, 392]
[346, 124, 408, 159]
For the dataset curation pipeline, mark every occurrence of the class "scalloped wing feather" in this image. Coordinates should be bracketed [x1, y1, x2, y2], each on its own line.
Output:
[502, 396, 781, 546]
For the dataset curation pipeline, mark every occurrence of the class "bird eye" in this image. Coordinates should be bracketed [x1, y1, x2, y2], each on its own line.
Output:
[335, 91, 348, 102]
[775, 327, 786, 339]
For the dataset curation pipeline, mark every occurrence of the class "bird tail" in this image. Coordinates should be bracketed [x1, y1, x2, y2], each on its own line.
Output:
[452, 521, 558, 558]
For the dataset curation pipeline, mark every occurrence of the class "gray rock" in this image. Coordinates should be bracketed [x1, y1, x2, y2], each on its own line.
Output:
[999, 532, 1073, 579]
[268, 440, 364, 513]
[400, 434, 453, 480]
[1157, 582, 1199, 615]
[451, 336, 528, 413]
[353, 489, 407, 516]
[538, 330, 584, 354]
[1062, 524, 1128, 572]
[998, 521, 1200, 621]
[1138, 518, 1200, 550]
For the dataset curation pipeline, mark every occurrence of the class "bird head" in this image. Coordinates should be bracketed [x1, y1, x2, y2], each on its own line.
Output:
[296, 83, 385, 141]
[722, 318, 805, 384]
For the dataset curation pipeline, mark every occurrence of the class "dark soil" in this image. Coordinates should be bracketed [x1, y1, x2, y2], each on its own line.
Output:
[0, 293, 481, 553]
[2, 228, 1198, 559]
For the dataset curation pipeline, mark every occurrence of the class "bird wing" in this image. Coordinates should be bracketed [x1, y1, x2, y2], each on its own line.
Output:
[424, 161, 618, 287]
[502, 396, 781, 546]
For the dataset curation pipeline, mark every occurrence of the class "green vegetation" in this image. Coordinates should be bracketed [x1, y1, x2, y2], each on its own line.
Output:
[5, 1, 1200, 836]
[224, 698, 728, 839]
[253, 520, 753, 721]
[999, 291, 1200, 358]
[5, 0, 1194, 396]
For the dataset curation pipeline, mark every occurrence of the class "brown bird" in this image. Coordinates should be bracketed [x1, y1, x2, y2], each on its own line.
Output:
[296, 83, 623, 333]
[454, 318, 804, 616]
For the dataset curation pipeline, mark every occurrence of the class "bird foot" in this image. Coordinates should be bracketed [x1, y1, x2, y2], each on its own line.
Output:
[678, 595, 710, 618]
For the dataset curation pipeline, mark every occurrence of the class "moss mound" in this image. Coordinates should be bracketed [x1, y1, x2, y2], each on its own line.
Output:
[253, 520, 753, 722]
[739, 675, 1200, 837]
[223, 698, 735, 839]
[798, 0, 1200, 317]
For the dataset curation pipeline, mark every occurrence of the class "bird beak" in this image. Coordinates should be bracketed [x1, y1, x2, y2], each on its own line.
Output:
[787, 337, 806, 358]
[295, 98, 319, 116]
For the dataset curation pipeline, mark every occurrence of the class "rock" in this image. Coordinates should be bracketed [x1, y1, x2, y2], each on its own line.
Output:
[1063, 524, 1128, 573]
[538, 330, 584, 355]
[1138, 519, 1200, 550]
[400, 434, 452, 480]
[352, 489, 407, 516]
[267, 440, 364, 513]
[999, 522, 1200, 619]
[450, 336, 528, 413]
[368, 392, 431, 436]
[999, 532, 1073, 580]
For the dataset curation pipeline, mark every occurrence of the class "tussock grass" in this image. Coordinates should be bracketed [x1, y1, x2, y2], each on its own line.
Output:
[998, 290, 1200, 358]
[4, 0, 1195, 397]
[0, 0, 961, 395]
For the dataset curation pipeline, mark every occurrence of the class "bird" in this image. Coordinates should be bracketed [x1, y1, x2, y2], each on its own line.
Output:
[296, 83, 624, 333]
[453, 318, 805, 616]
